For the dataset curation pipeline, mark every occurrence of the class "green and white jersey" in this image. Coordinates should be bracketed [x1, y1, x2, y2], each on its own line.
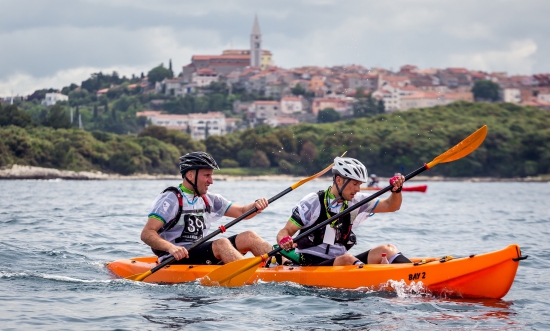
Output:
[148, 184, 232, 249]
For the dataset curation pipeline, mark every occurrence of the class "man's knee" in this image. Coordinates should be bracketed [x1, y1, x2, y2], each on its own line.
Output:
[238, 230, 261, 240]
[383, 243, 398, 254]
[213, 238, 233, 252]
[339, 254, 357, 265]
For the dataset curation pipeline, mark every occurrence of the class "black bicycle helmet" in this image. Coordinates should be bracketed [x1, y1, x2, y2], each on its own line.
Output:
[179, 152, 220, 195]
[179, 151, 220, 175]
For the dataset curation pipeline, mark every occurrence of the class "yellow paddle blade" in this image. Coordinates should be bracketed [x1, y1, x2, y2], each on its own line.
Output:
[290, 151, 347, 190]
[200, 255, 265, 287]
[125, 270, 152, 282]
[427, 125, 487, 169]
[291, 163, 332, 189]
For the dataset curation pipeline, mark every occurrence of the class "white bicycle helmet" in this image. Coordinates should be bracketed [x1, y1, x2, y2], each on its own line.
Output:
[332, 157, 368, 183]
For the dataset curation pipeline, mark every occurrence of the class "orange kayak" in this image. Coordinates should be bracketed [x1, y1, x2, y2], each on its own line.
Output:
[362, 184, 427, 192]
[106, 244, 524, 299]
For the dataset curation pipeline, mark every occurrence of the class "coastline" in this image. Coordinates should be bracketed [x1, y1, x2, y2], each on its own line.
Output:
[0, 164, 548, 182]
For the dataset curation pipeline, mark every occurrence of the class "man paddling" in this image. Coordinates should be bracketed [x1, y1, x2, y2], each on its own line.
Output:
[367, 173, 379, 188]
[141, 151, 274, 265]
[276, 156, 412, 266]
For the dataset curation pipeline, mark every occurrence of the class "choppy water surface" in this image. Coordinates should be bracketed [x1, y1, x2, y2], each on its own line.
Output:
[0, 179, 549, 330]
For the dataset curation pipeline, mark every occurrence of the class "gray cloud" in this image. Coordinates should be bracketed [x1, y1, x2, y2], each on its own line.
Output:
[1, 0, 549, 95]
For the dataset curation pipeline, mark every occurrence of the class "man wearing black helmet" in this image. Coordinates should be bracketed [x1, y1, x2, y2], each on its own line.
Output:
[276, 156, 412, 266]
[141, 151, 274, 265]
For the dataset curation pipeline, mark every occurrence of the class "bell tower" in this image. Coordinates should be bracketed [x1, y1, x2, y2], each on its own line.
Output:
[250, 15, 262, 68]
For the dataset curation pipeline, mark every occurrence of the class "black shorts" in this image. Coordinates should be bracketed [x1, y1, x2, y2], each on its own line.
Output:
[164, 235, 238, 265]
[299, 249, 371, 266]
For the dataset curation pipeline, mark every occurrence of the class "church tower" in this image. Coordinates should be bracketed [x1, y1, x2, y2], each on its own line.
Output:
[250, 15, 262, 68]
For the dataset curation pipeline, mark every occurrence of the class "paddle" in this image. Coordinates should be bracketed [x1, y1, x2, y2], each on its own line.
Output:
[200, 125, 488, 287]
[125, 157, 341, 281]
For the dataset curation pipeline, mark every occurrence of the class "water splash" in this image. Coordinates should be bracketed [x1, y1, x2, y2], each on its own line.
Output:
[386, 279, 431, 298]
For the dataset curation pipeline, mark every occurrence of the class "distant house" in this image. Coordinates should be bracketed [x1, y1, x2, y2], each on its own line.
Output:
[400, 91, 474, 111]
[400, 91, 446, 110]
[537, 88, 550, 103]
[378, 75, 411, 89]
[192, 68, 219, 87]
[311, 98, 352, 116]
[136, 110, 226, 140]
[280, 96, 304, 114]
[501, 88, 521, 103]
[96, 88, 109, 98]
[265, 117, 300, 127]
[41, 93, 68, 106]
[248, 100, 281, 123]
[372, 84, 420, 112]
[155, 77, 196, 96]
[345, 73, 378, 92]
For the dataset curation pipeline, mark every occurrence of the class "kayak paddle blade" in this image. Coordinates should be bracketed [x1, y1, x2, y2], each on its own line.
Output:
[428, 125, 487, 168]
[200, 256, 265, 287]
[125, 270, 151, 282]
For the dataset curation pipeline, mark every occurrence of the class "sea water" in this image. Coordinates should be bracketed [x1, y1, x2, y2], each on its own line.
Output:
[0, 179, 549, 330]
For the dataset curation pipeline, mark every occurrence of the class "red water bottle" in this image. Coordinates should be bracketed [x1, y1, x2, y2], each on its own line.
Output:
[381, 253, 389, 264]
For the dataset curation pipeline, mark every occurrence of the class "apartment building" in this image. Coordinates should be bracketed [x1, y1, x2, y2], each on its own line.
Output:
[136, 110, 226, 140]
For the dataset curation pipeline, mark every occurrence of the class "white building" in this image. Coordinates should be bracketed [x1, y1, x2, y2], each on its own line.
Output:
[501, 88, 521, 103]
[372, 84, 420, 112]
[248, 100, 281, 121]
[537, 89, 550, 103]
[41, 93, 68, 106]
[400, 91, 474, 111]
[155, 78, 196, 97]
[280, 96, 304, 114]
[136, 110, 226, 140]
[191, 68, 219, 87]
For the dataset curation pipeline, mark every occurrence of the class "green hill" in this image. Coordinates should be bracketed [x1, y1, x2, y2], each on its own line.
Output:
[1, 101, 549, 177]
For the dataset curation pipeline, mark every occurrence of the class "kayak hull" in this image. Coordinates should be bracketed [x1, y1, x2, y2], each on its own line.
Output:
[106, 244, 523, 299]
[362, 185, 427, 192]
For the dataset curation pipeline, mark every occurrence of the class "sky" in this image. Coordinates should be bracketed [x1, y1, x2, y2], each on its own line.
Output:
[1, 0, 549, 96]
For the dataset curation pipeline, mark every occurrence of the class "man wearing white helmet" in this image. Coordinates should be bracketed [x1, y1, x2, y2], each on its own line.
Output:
[276, 156, 411, 266]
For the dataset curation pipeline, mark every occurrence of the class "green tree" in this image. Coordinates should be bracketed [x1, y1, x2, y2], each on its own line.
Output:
[139, 125, 168, 140]
[472, 80, 500, 102]
[291, 83, 306, 96]
[0, 104, 33, 127]
[250, 150, 270, 168]
[42, 105, 71, 129]
[318, 107, 341, 123]
[237, 149, 254, 167]
[148, 64, 173, 84]
[73, 106, 80, 126]
[300, 141, 318, 165]
[353, 89, 384, 117]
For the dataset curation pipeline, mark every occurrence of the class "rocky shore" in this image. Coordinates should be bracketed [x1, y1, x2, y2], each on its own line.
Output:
[0, 164, 548, 182]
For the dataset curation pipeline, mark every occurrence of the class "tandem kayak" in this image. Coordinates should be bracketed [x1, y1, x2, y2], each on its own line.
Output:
[107, 244, 525, 299]
[362, 184, 428, 193]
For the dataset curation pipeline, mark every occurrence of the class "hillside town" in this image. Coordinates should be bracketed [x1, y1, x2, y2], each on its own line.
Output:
[2, 16, 550, 141]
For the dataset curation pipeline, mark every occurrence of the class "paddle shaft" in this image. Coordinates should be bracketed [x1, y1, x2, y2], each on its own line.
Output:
[265, 164, 429, 259]
[149, 187, 294, 274]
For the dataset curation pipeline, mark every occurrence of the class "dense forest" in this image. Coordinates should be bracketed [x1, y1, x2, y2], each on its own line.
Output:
[1, 101, 549, 178]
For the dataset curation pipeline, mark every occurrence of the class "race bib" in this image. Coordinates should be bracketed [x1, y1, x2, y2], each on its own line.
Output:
[323, 225, 336, 245]
[175, 214, 207, 243]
